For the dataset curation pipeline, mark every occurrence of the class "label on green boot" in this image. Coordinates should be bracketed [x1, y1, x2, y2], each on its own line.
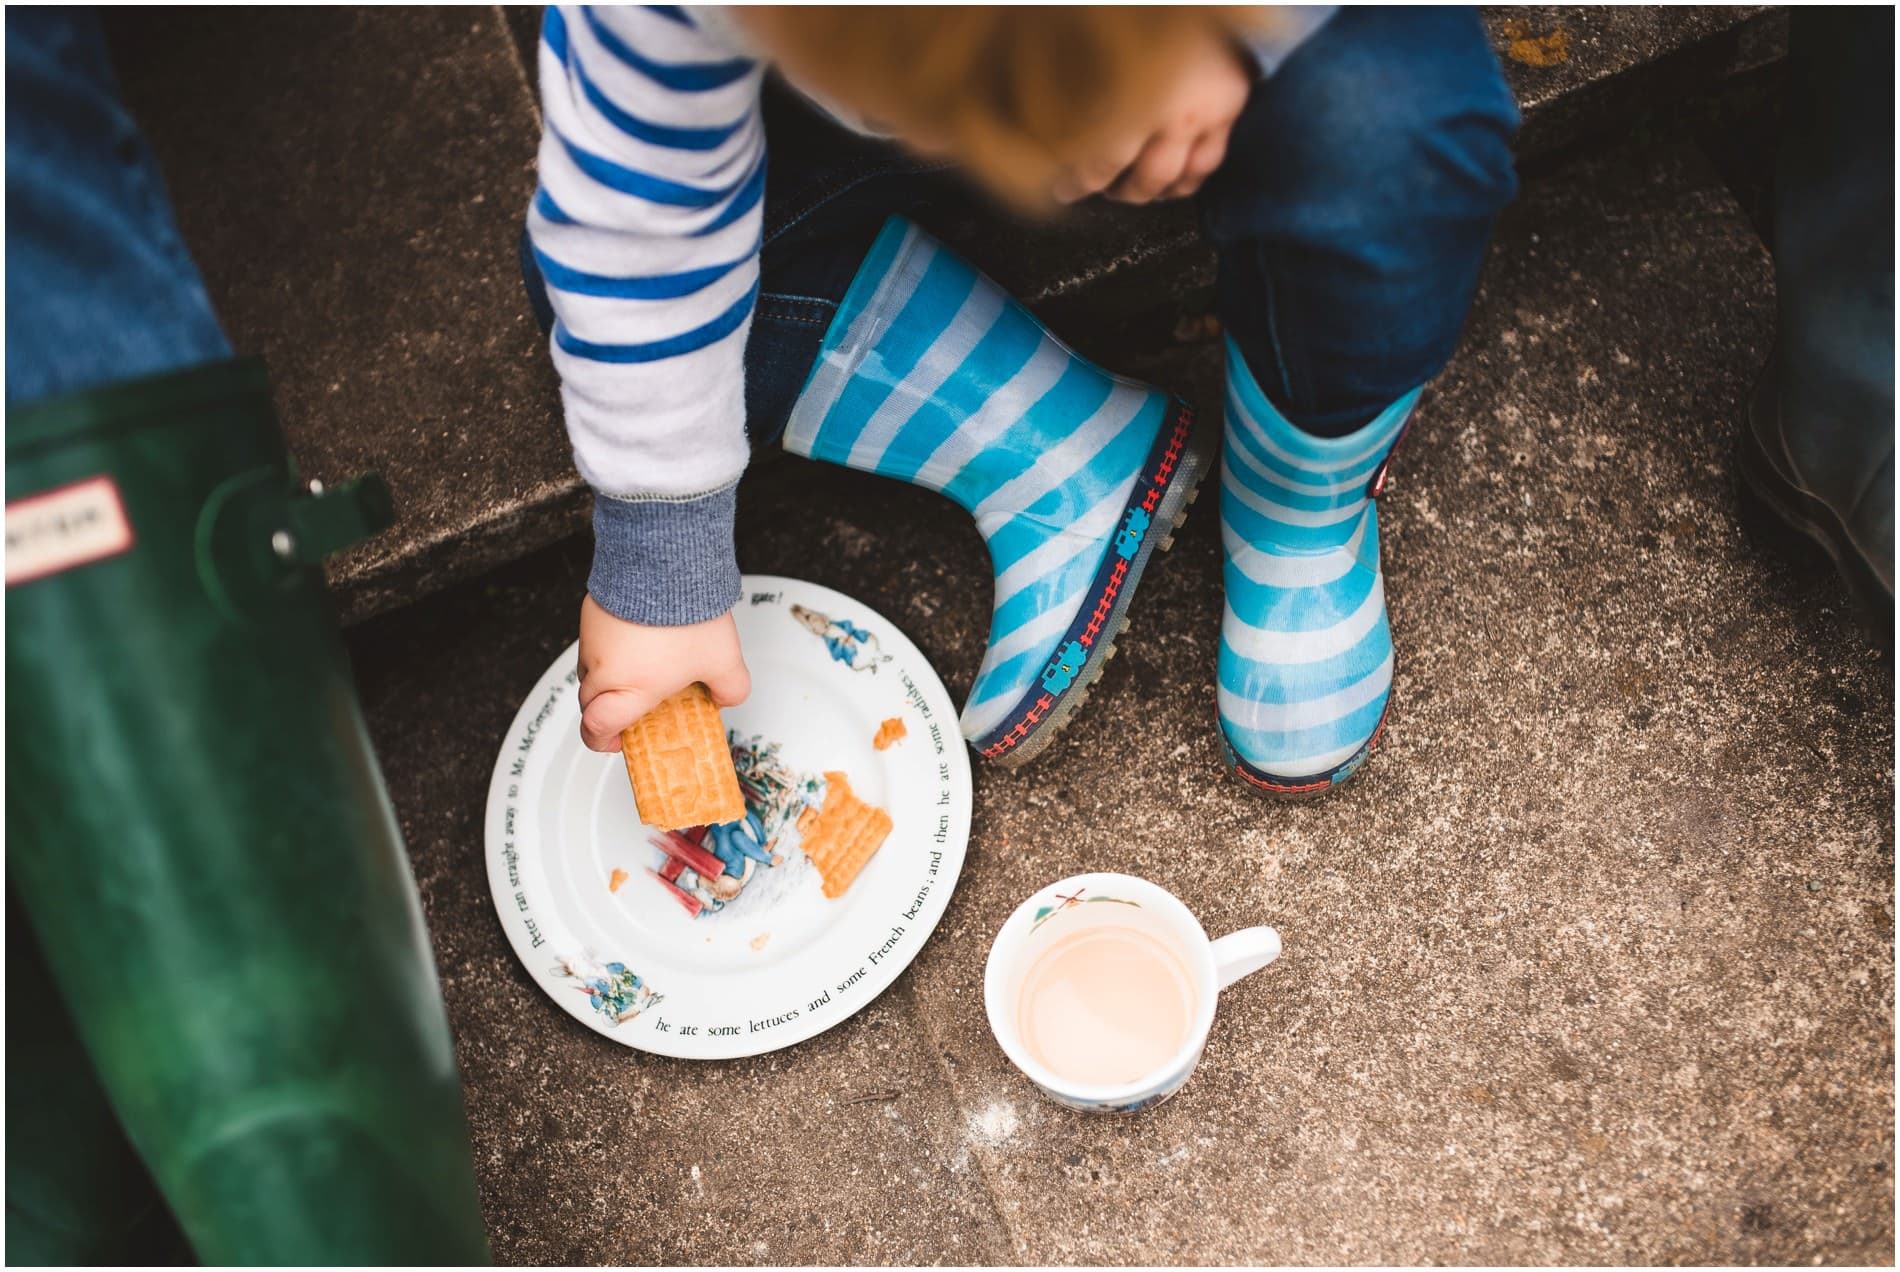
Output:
[6, 475, 134, 586]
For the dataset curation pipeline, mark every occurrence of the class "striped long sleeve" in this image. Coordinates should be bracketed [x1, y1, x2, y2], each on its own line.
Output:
[529, 4, 766, 625]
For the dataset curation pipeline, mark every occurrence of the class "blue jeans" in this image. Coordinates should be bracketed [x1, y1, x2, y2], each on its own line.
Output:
[1202, 5, 1519, 434]
[534, 5, 1519, 442]
[5, 7, 230, 405]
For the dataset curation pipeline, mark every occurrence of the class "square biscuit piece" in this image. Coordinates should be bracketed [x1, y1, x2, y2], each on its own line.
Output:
[620, 683, 745, 831]
[796, 770, 893, 899]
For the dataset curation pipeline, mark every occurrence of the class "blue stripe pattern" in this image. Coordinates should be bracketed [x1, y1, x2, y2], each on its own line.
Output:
[546, 8, 746, 152]
[1217, 336, 1417, 783]
[580, 6, 753, 91]
[553, 280, 760, 363]
[783, 220, 1177, 742]
[576, 70, 745, 151]
[529, 6, 771, 374]
[691, 157, 765, 236]
[552, 125, 747, 207]
[533, 188, 576, 225]
[940, 363, 1112, 508]
[531, 238, 758, 300]
[807, 250, 981, 460]
[872, 306, 1044, 486]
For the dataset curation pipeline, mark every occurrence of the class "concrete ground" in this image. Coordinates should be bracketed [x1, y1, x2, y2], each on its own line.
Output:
[350, 135, 1893, 1264]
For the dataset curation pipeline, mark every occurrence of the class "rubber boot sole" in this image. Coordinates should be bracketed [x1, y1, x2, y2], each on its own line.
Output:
[972, 399, 1215, 767]
[1218, 693, 1390, 801]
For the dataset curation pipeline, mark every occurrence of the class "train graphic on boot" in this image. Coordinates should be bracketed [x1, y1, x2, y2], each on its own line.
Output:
[1036, 507, 1154, 694]
[1040, 640, 1089, 694]
[1114, 506, 1151, 560]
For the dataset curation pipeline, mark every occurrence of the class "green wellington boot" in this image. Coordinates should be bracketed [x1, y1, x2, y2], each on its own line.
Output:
[6, 894, 193, 1266]
[5, 358, 489, 1265]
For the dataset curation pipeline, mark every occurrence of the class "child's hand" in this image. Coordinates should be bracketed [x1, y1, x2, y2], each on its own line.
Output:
[1050, 31, 1254, 206]
[576, 596, 752, 753]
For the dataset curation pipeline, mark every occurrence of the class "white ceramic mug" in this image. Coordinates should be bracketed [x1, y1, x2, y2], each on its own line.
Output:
[983, 871, 1281, 1114]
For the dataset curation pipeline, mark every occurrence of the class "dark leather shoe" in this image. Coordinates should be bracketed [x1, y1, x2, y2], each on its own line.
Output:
[1740, 352, 1894, 643]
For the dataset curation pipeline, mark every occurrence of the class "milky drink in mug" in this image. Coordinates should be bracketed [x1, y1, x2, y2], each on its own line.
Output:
[1016, 925, 1199, 1086]
[986, 872, 1281, 1114]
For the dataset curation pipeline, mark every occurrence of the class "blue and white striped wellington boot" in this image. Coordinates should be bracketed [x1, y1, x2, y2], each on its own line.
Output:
[785, 217, 1214, 766]
[1217, 337, 1420, 796]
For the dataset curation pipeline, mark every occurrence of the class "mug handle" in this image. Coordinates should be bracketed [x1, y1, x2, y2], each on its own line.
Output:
[1211, 927, 1282, 990]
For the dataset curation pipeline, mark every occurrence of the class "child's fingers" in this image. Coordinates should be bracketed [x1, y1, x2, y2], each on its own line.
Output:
[1160, 128, 1231, 201]
[702, 657, 752, 710]
[1110, 130, 1191, 204]
[1185, 128, 1232, 188]
[580, 686, 663, 753]
[1052, 137, 1143, 204]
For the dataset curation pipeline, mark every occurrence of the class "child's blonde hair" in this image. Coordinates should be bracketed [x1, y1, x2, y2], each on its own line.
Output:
[745, 6, 1270, 207]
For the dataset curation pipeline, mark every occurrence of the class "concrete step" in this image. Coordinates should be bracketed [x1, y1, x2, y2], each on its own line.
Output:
[107, 5, 1782, 624]
[1497, 4, 1783, 159]
[345, 130, 1890, 1263]
[107, 7, 573, 624]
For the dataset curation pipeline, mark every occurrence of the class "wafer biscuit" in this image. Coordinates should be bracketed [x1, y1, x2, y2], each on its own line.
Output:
[620, 683, 744, 831]
[796, 770, 893, 899]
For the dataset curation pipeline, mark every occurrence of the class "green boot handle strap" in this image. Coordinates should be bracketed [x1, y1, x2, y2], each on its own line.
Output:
[278, 473, 394, 565]
[197, 469, 393, 621]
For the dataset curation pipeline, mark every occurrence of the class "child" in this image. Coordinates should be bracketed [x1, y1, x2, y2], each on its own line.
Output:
[526, 5, 1519, 794]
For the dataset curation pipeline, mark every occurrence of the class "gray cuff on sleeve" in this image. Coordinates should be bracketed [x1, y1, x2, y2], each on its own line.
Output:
[589, 483, 741, 626]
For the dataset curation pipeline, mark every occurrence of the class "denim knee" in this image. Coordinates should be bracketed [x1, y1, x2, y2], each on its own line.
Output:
[1202, 6, 1520, 427]
[6, 8, 231, 404]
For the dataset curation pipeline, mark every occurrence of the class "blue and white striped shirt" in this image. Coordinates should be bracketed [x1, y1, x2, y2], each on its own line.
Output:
[530, 5, 1336, 624]
[531, 5, 764, 512]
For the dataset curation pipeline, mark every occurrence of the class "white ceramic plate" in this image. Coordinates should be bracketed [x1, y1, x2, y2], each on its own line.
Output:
[485, 575, 973, 1059]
